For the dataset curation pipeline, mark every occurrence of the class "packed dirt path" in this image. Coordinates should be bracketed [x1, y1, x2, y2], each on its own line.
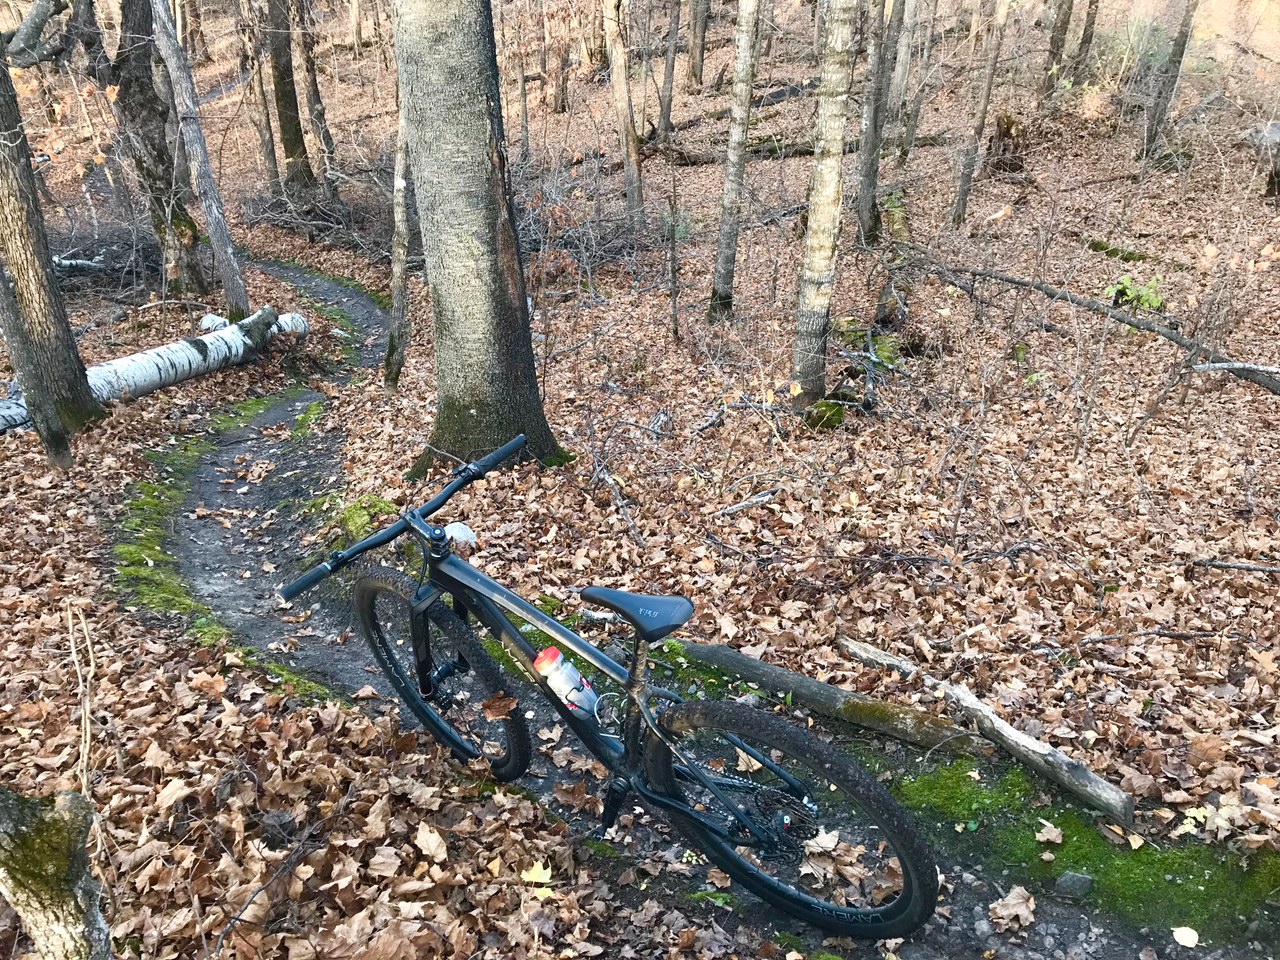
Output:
[164, 265, 1265, 960]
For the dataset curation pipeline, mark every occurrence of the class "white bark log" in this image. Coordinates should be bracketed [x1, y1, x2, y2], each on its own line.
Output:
[0, 309, 308, 431]
[839, 636, 1135, 823]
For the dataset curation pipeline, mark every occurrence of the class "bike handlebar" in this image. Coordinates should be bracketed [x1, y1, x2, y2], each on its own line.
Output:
[276, 435, 528, 601]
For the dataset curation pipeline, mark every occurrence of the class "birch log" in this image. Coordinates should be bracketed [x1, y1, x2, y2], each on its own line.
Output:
[839, 636, 1135, 823]
[676, 642, 974, 752]
[0, 309, 308, 432]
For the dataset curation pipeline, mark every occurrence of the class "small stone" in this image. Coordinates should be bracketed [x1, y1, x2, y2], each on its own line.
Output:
[1055, 871, 1095, 898]
[962, 871, 979, 886]
[973, 919, 993, 939]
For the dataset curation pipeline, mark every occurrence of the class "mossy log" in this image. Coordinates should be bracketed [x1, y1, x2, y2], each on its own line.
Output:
[677, 642, 975, 753]
[839, 637, 1135, 823]
[0, 789, 110, 960]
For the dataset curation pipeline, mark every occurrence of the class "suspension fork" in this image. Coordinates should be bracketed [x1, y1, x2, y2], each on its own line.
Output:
[409, 584, 446, 698]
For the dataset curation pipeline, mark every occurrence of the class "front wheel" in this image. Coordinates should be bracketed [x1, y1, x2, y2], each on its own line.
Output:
[645, 701, 938, 939]
[353, 566, 531, 782]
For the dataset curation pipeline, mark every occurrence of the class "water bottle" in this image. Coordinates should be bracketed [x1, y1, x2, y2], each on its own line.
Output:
[534, 646, 599, 718]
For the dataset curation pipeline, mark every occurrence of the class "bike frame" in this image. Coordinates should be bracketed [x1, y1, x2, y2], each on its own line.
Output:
[402, 512, 800, 841]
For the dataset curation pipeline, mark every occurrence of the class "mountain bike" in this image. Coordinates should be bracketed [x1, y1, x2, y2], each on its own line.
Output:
[279, 435, 939, 938]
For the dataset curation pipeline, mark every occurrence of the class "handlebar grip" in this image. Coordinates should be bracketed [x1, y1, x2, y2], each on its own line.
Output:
[278, 562, 333, 602]
[470, 434, 527, 478]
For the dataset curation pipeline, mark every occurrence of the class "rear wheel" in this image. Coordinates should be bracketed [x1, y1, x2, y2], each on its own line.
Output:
[353, 566, 531, 782]
[645, 701, 938, 938]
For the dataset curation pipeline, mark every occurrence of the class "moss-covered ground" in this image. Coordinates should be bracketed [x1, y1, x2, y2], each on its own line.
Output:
[113, 390, 335, 703]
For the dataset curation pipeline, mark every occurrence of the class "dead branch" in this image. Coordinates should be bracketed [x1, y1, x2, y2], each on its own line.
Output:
[941, 265, 1280, 396]
[1192, 558, 1280, 574]
[677, 642, 975, 752]
[839, 636, 1135, 823]
[1191, 362, 1280, 375]
[713, 487, 780, 517]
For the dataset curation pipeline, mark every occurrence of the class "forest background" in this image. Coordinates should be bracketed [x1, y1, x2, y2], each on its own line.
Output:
[0, 0, 1278, 956]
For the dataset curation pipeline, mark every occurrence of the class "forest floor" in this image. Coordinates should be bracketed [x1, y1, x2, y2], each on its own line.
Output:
[3, 5, 1280, 960]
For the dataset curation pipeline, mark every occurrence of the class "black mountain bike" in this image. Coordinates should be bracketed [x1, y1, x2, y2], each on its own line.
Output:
[280, 435, 939, 938]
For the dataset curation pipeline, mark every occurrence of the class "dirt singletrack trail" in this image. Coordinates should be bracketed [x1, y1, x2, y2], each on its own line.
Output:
[162, 265, 1263, 960]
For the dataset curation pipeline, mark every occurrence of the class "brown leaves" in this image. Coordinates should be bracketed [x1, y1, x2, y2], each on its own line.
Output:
[481, 691, 518, 721]
[989, 886, 1036, 932]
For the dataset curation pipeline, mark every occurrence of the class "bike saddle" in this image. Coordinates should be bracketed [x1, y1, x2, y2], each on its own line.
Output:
[579, 586, 695, 644]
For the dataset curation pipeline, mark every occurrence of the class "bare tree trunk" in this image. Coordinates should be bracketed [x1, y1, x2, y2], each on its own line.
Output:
[236, 0, 282, 192]
[385, 105, 412, 391]
[887, 0, 917, 121]
[581, 5, 607, 67]
[603, 0, 644, 224]
[516, 53, 531, 161]
[394, 0, 562, 469]
[688, 0, 708, 86]
[544, 5, 569, 112]
[0, 62, 103, 466]
[898, 0, 938, 165]
[289, 0, 341, 201]
[184, 0, 210, 63]
[150, 0, 252, 319]
[658, 0, 680, 140]
[1142, 0, 1198, 158]
[350, 0, 363, 57]
[98, 0, 209, 294]
[951, 0, 1008, 227]
[852, 0, 902, 243]
[1042, 0, 1073, 96]
[792, 0, 855, 405]
[707, 0, 761, 322]
[1070, 0, 1098, 81]
[265, 0, 317, 190]
[0, 790, 109, 960]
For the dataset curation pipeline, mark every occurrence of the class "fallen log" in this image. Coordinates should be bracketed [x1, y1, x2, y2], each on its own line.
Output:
[839, 636, 1135, 823]
[676, 642, 975, 753]
[0, 307, 308, 432]
[941, 265, 1280, 396]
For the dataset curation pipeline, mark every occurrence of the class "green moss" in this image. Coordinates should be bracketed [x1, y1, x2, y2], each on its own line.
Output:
[583, 838, 621, 859]
[803, 400, 845, 430]
[301, 492, 400, 555]
[541, 446, 577, 468]
[291, 400, 326, 438]
[687, 890, 738, 909]
[895, 759, 1034, 819]
[1082, 236, 1151, 263]
[773, 932, 805, 952]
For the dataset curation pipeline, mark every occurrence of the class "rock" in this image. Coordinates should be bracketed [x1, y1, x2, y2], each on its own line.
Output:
[1055, 871, 1095, 898]
[974, 919, 993, 939]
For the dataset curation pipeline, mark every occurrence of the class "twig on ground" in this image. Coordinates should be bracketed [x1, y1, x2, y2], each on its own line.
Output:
[1192, 558, 1280, 574]
[714, 486, 781, 517]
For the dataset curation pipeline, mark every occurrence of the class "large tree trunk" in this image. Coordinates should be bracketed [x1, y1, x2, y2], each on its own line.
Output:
[1042, 0, 1073, 96]
[951, 0, 1009, 226]
[289, 0, 341, 202]
[150, 0, 252, 319]
[265, 0, 318, 190]
[0, 790, 110, 960]
[852, 0, 902, 244]
[0, 309, 309, 432]
[1142, 0, 1199, 158]
[0, 62, 103, 467]
[183, 0, 211, 63]
[688, 0, 709, 87]
[1070, 0, 1099, 81]
[792, 0, 855, 405]
[706, 0, 761, 323]
[385, 105, 412, 391]
[394, 0, 561, 469]
[657, 0, 681, 141]
[236, 0, 283, 193]
[603, 0, 644, 225]
[350, 0, 363, 57]
[112, 0, 209, 294]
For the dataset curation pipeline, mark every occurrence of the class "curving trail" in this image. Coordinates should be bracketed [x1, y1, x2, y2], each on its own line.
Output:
[163, 263, 1261, 960]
